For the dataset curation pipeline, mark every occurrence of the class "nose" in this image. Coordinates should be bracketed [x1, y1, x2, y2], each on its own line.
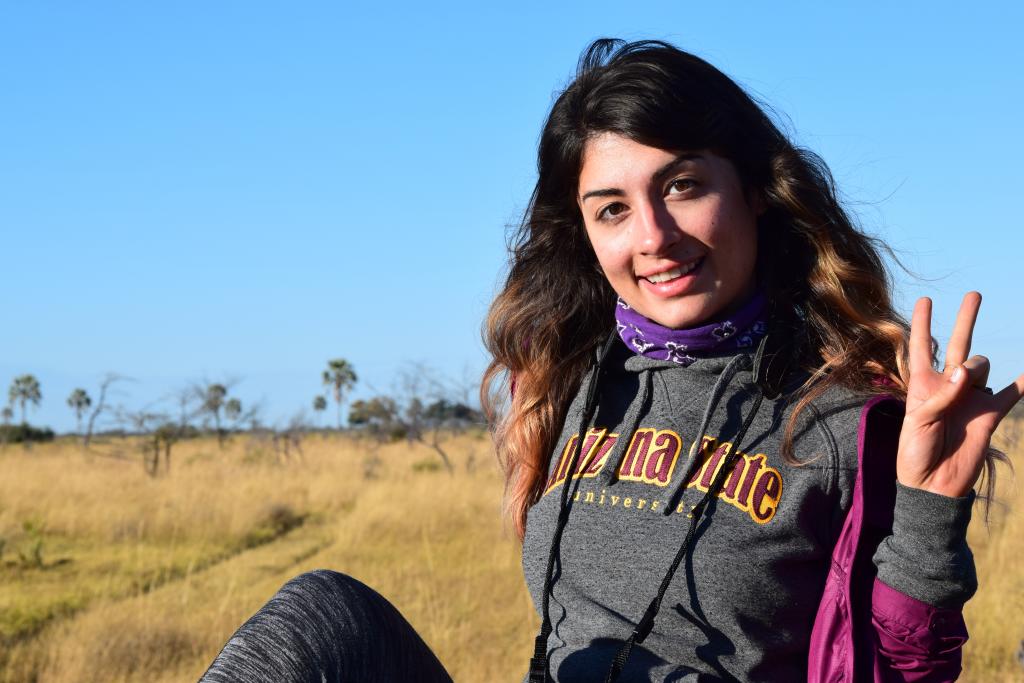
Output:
[634, 198, 681, 255]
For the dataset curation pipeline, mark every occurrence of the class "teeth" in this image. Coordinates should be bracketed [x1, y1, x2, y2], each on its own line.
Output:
[647, 268, 681, 283]
[646, 260, 698, 283]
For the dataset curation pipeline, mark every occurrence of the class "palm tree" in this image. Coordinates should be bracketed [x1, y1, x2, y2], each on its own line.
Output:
[322, 359, 357, 430]
[8, 375, 42, 424]
[312, 395, 327, 427]
[203, 383, 228, 446]
[0, 406, 11, 447]
[225, 398, 242, 423]
[67, 388, 92, 434]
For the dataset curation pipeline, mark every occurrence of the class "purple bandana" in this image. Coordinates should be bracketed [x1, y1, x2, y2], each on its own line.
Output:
[615, 293, 769, 365]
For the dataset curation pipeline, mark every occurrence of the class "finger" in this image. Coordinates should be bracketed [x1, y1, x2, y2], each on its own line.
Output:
[912, 362, 972, 424]
[962, 354, 991, 389]
[993, 373, 1024, 421]
[944, 291, 982, 371]
[909, 297, 934, 378]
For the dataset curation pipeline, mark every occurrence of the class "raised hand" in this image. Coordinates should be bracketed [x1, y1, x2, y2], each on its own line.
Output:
[897, 292, 1024, 498]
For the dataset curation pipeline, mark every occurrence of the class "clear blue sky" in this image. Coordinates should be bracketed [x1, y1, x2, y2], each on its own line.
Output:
[3, 2, 1022, 433]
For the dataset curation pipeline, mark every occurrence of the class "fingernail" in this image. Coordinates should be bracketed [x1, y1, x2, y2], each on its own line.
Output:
[951, 366, 962, 384]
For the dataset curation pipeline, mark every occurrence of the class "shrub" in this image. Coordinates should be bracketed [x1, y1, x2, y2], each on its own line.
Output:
[412, 459, 442, 473]
[0, 424, 55, 444]
[241, 504, 306, 549]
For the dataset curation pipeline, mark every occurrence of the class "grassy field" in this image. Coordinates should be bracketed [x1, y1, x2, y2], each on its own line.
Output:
[1, 421, 1021, 682]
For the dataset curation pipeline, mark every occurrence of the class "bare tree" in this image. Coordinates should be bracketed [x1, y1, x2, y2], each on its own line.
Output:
[171, 384, 201, 431]
[397, 364, 483, 474]
[348, 363, 482, 475]
[67, 388, 91, 434]
[116, 407, 170, 476]
[273, 412, 308, 464]
[8, 375, 42, 424]
[150, 422, 181, 475]
[84, 373, 126, 448]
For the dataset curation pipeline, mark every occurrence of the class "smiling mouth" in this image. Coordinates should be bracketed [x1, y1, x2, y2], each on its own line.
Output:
[643, 258, 702, 284]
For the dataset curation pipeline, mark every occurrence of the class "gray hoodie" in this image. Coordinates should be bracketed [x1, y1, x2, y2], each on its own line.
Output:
[521, 339, 975, 682]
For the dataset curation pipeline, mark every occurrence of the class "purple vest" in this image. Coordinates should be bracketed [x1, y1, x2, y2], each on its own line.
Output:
[808, 395, 968, 682]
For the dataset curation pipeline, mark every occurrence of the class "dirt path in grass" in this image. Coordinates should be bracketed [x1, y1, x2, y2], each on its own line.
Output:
[1, 520, 337, 683]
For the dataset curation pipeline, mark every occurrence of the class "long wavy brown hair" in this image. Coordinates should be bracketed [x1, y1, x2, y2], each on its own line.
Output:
[482, 39, 999, 539]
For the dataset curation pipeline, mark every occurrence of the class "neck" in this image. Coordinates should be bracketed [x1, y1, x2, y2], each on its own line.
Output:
[615, 292, 768, 365]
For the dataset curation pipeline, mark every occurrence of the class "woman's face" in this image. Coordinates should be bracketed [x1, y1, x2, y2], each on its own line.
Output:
[577, 133, 761, 329]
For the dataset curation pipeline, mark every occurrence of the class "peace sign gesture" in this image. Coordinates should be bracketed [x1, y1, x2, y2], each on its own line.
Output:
[897, 292, 1024, 498]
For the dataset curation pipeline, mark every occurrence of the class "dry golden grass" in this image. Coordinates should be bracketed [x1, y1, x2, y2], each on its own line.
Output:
[961, 417, 1024, 682]
[1, 431, 536, 683]
[1, 419, 1021, 682]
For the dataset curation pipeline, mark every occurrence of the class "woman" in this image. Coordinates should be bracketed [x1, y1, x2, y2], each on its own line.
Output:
[202, 39, 1021, 682]
[481, 39, 1021, 682]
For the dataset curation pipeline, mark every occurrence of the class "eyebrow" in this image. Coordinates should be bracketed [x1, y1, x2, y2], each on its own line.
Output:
[579, 152, 704, 203]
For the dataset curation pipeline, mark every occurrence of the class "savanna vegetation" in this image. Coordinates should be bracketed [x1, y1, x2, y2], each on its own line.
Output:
[0, 431, 533, 683]
[1, 365, 1021, 681]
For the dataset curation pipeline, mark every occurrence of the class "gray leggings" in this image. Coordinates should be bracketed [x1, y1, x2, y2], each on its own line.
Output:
[200, 570, 453, 683]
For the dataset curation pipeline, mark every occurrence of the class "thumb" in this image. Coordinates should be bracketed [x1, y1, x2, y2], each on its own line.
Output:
[913, 365, 971, 423]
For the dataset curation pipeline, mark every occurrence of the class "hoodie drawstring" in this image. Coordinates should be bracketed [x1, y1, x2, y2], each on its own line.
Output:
[663, 352, 753, 517]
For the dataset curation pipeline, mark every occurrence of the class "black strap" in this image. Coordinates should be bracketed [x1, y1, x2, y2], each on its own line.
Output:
[528, 628, 551, 683]
[603, 327, 794, 680]
[529, 332, 618, 683]
[752, 321, 804, 400]
[602, 596, 658, 683]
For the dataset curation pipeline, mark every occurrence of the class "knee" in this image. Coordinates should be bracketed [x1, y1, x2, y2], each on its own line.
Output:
[215, 570, 448, 682]
[203, 571, 380, 682]
[281, 568, 364, 595]
[280, 569, 376, 604]
[273, 570, 387, 631]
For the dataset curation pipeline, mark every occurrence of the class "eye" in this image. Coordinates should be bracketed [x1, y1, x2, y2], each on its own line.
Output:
[597, 202, 628, 222]
[667, 177, 697, 195]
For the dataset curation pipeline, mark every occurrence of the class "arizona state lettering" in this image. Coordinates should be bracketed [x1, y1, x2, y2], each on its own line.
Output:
[618, 428, 682, 486]
[686, 436, 783, 524]
[545, 428, 618, 493]
[545, 427, 784, 525]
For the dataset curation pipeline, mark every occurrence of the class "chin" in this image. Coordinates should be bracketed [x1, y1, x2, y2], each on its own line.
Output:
[636, 285, 753, 329]
[639, 302, 719, 330]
